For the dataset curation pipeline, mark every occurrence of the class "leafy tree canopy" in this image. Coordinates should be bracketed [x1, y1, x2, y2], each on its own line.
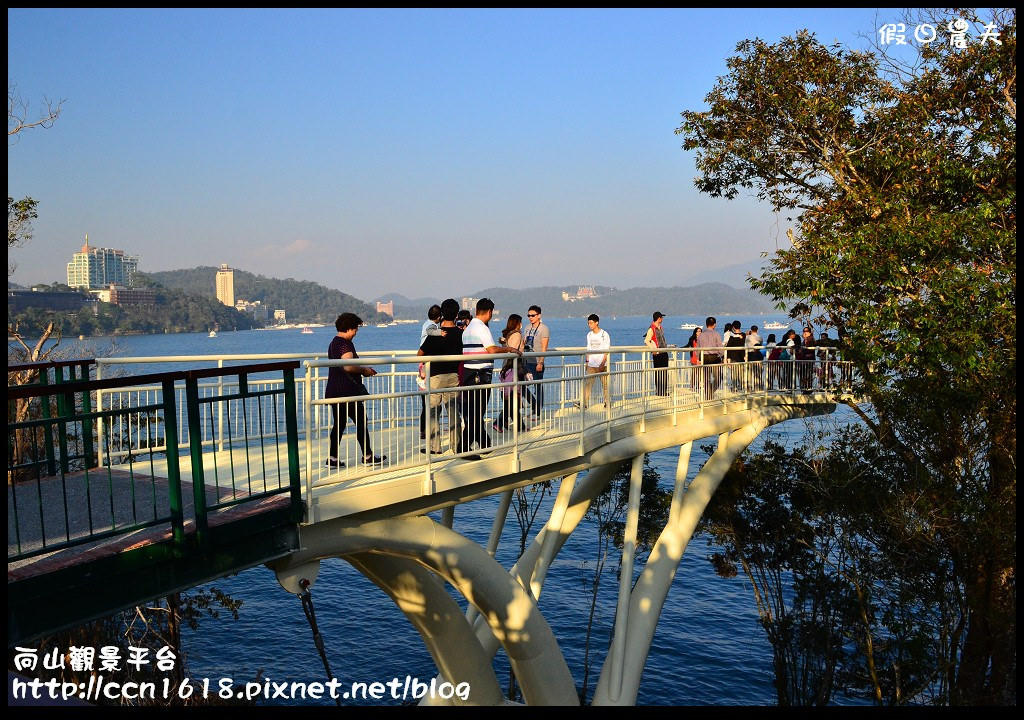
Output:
[679, 9, 1015, 704]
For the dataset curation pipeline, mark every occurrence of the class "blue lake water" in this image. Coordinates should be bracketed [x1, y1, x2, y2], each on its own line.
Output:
[48, 314, 837, 705]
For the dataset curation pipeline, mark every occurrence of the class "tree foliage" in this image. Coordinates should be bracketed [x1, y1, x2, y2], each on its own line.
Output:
[701, 426, 963, 705]
[679, 9, 1015, 705]
[8, 283, 259, 337]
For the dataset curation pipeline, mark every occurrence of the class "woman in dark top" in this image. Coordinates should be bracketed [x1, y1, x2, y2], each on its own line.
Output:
[326, 312, 385, 468]
[686, 326, 702, 392]
[779, 329, 800, 390]
[797, 326, 817, 391]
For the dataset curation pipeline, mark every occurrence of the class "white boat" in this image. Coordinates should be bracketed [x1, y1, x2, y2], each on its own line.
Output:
[375, 322, 393, 328]
[301, 327, 314, 334]
[208, 330, 217, 338]
[764, 321, 787, 330]
[679, 323, 699, 330]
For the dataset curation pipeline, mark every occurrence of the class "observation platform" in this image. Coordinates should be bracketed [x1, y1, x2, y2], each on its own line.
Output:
[8, 347, 853, 704]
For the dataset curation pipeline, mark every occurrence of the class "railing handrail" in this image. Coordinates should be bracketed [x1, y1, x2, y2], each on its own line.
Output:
[7, 361, 304, 399]
[8, 358, 97, 373]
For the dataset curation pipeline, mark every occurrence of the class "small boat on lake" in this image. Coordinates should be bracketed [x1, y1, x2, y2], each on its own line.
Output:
[208, 330, 217, 338]
[679, 323, 699, 330]
[301, 327, 314, 334]
[764, 321, 787, 330]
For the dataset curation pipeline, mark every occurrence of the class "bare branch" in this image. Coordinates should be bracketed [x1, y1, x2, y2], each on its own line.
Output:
[8, 82, 65, 142]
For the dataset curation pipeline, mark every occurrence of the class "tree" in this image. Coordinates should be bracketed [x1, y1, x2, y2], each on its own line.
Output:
[701, 424, 964, 705]
[678, 9, 1015, 705]
[8, 195, 38, 276]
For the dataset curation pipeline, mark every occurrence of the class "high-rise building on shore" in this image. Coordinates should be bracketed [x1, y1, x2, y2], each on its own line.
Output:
[66, 235, 139, 290]
[216, 264, 235, 307]
[376, 300, 394, 316]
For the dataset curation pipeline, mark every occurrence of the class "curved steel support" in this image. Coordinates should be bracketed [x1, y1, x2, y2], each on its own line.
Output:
[346, 552, 504, 705]
[423, 461, 624, 705]
[591, 406, 788, 705]
[271, 515, 579, 705]
[607, 454, 644, 702]
[531, 472, 579, 600]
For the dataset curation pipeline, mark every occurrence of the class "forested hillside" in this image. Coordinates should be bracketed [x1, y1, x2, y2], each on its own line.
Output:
[8, 283, 258, 336]
[143, 267, 387, 324]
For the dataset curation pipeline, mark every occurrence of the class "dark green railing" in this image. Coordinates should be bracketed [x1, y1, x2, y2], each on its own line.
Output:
[8, 359, 96, 478]
[7, 361, 302, 563]
[182, 362, 303, 547]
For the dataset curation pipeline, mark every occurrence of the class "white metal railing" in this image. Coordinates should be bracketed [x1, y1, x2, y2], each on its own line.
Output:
[93, 351, 415, 465]
[93, 347, 853, 486]
[304, 345, 853, 488]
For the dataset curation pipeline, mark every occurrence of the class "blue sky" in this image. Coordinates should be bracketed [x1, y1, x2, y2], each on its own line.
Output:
[9, 8, 888, 301]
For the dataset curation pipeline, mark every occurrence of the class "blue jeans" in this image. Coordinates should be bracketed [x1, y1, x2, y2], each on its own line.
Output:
[526, 362, 544, 415]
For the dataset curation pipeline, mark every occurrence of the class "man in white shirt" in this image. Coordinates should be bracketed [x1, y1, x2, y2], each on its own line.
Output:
[460, 298, 520, 456]
[583, 314, 611, 408]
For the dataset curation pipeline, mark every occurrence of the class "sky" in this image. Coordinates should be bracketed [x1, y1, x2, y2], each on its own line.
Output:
[9, 8, 891, 301]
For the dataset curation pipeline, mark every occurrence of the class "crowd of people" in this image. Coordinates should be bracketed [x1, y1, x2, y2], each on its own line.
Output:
[324, 304, 843, 467]
[325, 298, 547, 466]
[685, 316, 843, 401]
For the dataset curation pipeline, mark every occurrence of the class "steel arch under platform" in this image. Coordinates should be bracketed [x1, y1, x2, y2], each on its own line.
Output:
[269, 397, 836, 705]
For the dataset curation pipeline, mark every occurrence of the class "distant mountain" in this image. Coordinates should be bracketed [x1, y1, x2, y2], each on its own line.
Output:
[682, 257, 773, 289]
[375, 292, 440, 308]
[144, 267, 387, 324]
[384, 283, 776, 320]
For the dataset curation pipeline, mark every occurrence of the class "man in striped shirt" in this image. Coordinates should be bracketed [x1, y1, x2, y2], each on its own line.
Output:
[460, 298, 521, 458]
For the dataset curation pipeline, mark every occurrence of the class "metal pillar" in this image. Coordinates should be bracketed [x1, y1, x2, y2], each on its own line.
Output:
[591, 410, 776, 705]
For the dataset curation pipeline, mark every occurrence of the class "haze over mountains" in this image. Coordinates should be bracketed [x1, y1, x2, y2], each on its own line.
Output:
[377, 256, 777, 318]
[380, 282, 775, 320]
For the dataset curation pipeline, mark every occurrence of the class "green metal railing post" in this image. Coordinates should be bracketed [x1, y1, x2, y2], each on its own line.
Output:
[185, 375, 210, 547]
[161, 378, 186, 547]
[76, 361, 96, 468]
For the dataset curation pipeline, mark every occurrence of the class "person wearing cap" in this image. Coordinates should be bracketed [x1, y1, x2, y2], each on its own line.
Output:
[644, 311, 670, 396]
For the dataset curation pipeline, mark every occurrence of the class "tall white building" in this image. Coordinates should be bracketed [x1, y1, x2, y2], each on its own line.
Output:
[216, 264, 235, 307]
[66, 235, 139, 289]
